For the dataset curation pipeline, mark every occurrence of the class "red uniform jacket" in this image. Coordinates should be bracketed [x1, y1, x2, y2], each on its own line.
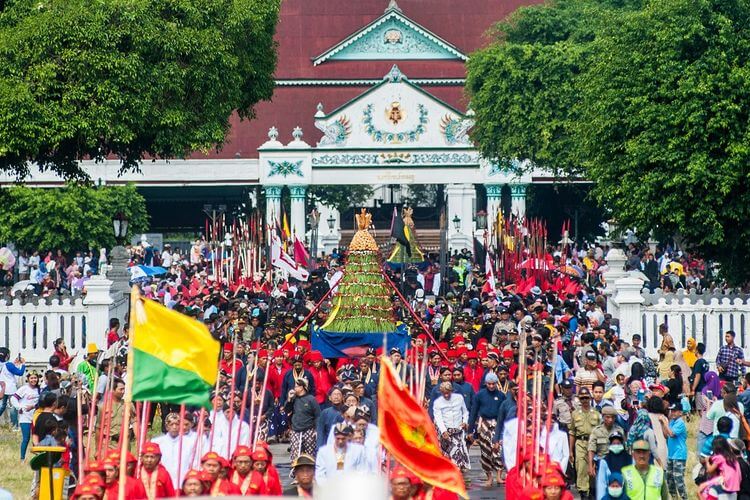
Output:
[463, 364, 483, 392]
[219, 359, 244, 378]
[308, 365, 335, 404]
[231, 470, 266, 495]
[267, 363, 289, 399]
[139, 465, 176, 498]
[209, 477, 242, 496]
[104, 477, 148, 499]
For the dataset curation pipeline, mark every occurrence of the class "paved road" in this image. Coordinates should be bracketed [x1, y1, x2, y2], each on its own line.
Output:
[266, 442, 506, 499]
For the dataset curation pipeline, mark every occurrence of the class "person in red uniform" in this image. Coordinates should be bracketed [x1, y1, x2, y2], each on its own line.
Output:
[307, 351, 335, 405]
[71, 482, 102, 500]
[230, 446, 258, 495]
[267, 350, 290, 398]
[84, 460, 106, 483]
[254, 441, 282, 495]
[250, 448, 281, 495]
[79, 474, 106, 499]
[200, 451, 241, 496]
[139, 441, 176, 499]
[101, 456, 147, 499]
[389, 466, 415, 500]
[219, 343, 244, 378]
[181, 469, 209, 497]
[463, 351, 483, 392]
[539, 462, 574, 500]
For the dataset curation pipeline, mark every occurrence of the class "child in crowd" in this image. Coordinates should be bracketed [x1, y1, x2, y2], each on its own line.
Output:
[699, 436, 741, 500]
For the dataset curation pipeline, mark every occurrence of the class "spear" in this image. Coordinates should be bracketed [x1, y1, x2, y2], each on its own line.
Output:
[76, 387, 84, 480]
[252, 362, 271, 449]
[516, 324, 529, 484]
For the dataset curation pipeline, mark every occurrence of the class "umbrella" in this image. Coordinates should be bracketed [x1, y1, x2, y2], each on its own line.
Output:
[559, 265, 584, 278]
[11, 280, 33, 294]
[0, 247, 15, 271]
[129, 265, 168, 281]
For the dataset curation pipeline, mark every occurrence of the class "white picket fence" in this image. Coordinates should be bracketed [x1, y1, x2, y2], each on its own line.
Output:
[611, 278, 750, 362]
[0, 276, 114, 364]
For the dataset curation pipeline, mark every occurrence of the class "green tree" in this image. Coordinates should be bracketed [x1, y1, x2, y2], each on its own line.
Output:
[468, 0, 750, 283]
[0, 184, 148, 252]
[307, 185, 374, 213]
[578, 0, 750, 282]
[0, 0, 279, 180]
[466, 0, 636, 176]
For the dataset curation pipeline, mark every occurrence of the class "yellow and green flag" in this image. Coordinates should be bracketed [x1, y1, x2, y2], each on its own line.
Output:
[130, 287, 219, 407]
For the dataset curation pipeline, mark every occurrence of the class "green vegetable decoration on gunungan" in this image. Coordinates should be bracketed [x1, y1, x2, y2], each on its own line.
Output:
[313, 208, 409, 358]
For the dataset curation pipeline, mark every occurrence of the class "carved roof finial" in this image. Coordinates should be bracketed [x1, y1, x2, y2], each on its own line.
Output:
[386, 64, 405, 82]
[292, 126, 304, 141]
[268, 126, 279, 141]
[386, 0, 401, 12]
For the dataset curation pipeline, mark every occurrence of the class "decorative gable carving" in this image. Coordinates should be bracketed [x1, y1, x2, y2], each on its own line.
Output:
[312, 2, 467, 66]
[314, 65, 473, 149]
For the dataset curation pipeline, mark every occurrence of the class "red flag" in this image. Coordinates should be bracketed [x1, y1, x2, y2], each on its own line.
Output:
[378, 358, 468, 498]
[293, 236, 310, 267]
[482, 255, 496, 295]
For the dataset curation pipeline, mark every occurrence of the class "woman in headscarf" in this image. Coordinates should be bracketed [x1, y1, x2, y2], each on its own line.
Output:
[683, 338, 698, 368]
[646, 395, 669, 467]
[658, 350, 676, 381]
[697, 371, 722, 454]
[673, 350, 692, 389]
[626, 408, 662, 466]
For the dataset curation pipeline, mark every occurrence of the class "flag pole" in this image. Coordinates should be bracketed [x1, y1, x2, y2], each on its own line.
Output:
[118, 287, 138, 500]
[252, 362, 271, 449]
[176, 404, 186, 488]
[85, 369, 100, 459]
[76, 386, 84, 481]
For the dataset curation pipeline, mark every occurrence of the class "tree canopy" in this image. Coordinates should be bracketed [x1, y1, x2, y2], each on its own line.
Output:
[467, 0, 750, 283]
[0, 0, 279, 180]
[308, 185, 375, 214]
[0, 184, 149, 253]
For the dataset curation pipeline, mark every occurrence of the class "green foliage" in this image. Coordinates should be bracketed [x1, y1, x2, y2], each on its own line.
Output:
[404, 184, 438, 207]
[307, 185, 374, 213]
[467, 0, 628, 175]
[468, 0, 750, 283]
[323, 251, 397, 333]
[0, 0, 280, 179]
[578, 0, 750, 282]
[0, 184, 148, 252]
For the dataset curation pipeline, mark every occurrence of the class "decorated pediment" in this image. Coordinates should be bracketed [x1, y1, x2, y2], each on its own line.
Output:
[312, 1, 467, 66]
[314, 65, 473, 149]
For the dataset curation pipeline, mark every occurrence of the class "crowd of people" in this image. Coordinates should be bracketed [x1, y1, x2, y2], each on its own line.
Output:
[0, 238, 741, 500]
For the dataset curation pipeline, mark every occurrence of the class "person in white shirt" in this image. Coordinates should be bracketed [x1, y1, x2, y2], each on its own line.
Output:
[17, 252, 29, 280]
[161, 245, 173, 267]
[152, 412, 207, 489]
[209, 404, 250, 459]
[540, 416, 570, 472]
[315, 423, 368, 483]
[10, 371, 40, 460]
[433, 381, 470, 470]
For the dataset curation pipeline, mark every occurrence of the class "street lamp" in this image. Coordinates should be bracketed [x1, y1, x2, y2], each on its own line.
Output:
[452, 214, 461, 232]
[475, 210, 487, 231]
[109, 212, 131, 295]
[327, 214, 336, 233]
[112, 212, 129, 245]
[308, 209, 320, 270]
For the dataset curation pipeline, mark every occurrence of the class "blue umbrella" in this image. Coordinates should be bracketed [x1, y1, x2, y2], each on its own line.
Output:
[129, 265, 168, 281]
